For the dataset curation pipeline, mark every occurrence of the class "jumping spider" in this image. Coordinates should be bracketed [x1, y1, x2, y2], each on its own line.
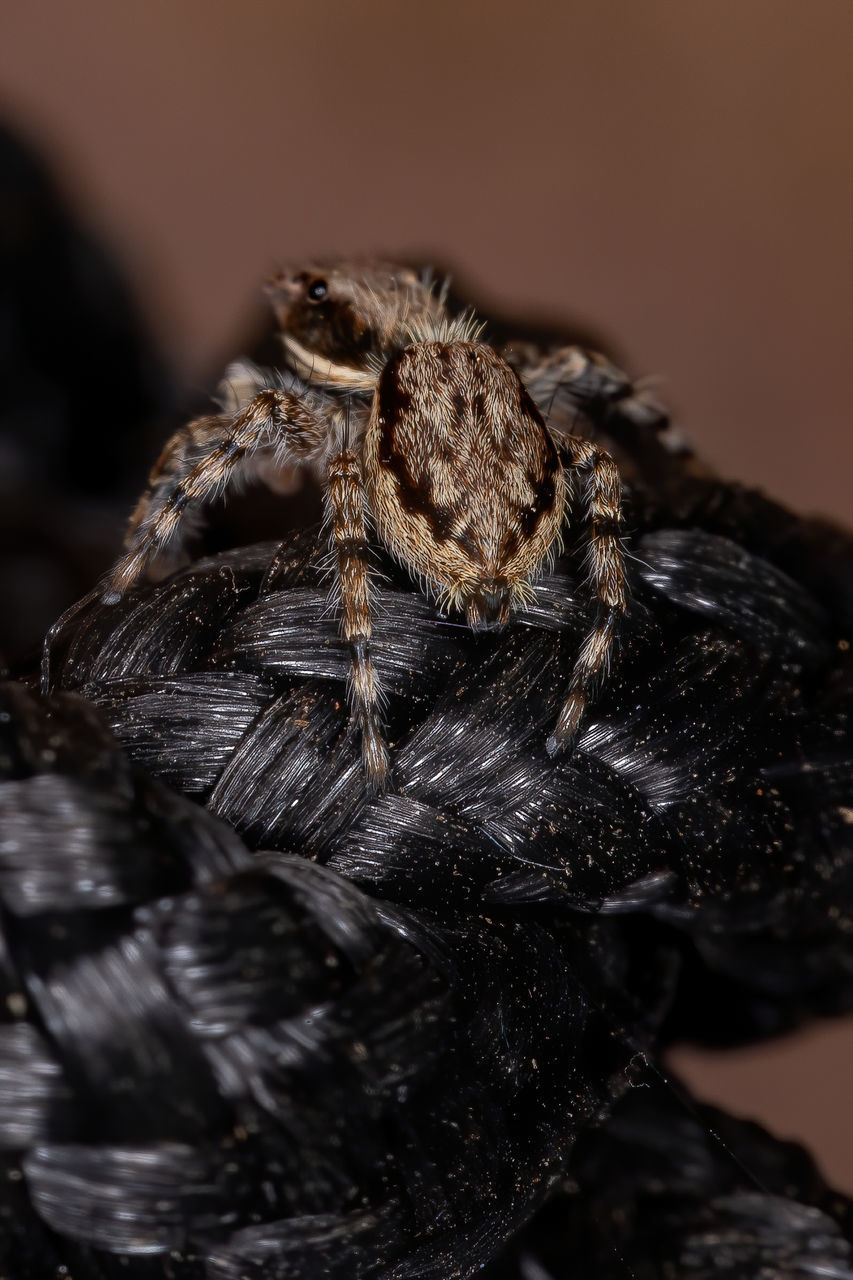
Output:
[104, 262, 638, 790]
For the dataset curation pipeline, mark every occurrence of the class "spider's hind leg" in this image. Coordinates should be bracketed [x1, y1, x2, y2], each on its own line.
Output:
[102, 387, 326, 601]
[517, 343, 706, 494]
[518, 344, 668, 437]
[326, 447, 390, 791]
[548, 433, 628, 755]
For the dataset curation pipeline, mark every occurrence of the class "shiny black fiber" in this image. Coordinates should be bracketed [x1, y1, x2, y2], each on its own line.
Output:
[2, 377, 851, 1277]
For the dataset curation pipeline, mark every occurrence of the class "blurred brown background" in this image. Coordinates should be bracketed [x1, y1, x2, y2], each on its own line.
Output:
[1, 0, 851, 1188]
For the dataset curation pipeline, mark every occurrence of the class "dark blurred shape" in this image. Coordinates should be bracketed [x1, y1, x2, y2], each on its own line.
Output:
[486, 1082, 853, 1277]
[0, 124, 173, 660]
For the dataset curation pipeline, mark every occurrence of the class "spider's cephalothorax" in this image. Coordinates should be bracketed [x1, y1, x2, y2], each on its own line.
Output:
[103, 262, 630, 789]
[264, 261, 446, 386]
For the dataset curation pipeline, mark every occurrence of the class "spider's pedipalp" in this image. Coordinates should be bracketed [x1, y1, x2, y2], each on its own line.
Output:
[102, 389, 329, 602]
[548, 433, 627, 753]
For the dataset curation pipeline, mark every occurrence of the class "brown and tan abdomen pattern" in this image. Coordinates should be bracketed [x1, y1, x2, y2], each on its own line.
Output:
[365, 341, 568, 623]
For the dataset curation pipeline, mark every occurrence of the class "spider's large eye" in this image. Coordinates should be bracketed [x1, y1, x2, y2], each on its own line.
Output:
[307, 278, 328, 302]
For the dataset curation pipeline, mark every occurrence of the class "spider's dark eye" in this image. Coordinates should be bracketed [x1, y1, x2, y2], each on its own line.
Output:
[307, 278, 328, 302]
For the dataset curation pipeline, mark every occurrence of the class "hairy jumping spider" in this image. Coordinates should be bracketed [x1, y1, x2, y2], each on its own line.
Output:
[104, 262, 643, 790]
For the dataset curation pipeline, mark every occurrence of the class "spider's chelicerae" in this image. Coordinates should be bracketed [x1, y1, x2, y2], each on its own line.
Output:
[104, 262, 640, 790]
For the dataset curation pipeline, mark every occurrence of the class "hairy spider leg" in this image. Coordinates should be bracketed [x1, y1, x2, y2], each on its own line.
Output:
[520, 343, 707, 496]
[325, 447, 390, 791]
[521, 344, 669, 434]
[101, 389, 327, 601]
[548, 433, 627, 754]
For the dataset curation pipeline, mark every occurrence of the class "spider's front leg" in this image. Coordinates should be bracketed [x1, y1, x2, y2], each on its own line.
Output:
[548, 433, 628, 755]
[326, 448, 389, 791]
[102, 387, 326, 602]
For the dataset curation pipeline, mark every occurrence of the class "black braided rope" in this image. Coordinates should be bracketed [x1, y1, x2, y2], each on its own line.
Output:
[44, 513, 853, 1014]
[0, 681, 669, 1278]
[0, 426, 849, 1276]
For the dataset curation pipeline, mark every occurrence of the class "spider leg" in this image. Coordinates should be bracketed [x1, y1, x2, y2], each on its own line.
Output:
[518, 344, 669, 435]
[326, 446, 389, 791]
[102, 389, 327, 601]
[547, 433, 627, 755]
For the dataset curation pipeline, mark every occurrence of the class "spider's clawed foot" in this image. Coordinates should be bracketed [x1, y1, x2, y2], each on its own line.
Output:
[545, 691, 586, 758]
[361, 723, 391, 794]
[100, 551, 143, 605]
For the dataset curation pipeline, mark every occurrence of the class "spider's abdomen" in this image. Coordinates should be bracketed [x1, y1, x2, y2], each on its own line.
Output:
[364, 341, 568, 627]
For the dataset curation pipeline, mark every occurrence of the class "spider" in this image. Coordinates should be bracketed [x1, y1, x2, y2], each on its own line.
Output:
[103, 262, 639, 790]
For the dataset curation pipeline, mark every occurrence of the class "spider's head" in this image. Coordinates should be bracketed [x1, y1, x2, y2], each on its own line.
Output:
[265, 262, 450, 391]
